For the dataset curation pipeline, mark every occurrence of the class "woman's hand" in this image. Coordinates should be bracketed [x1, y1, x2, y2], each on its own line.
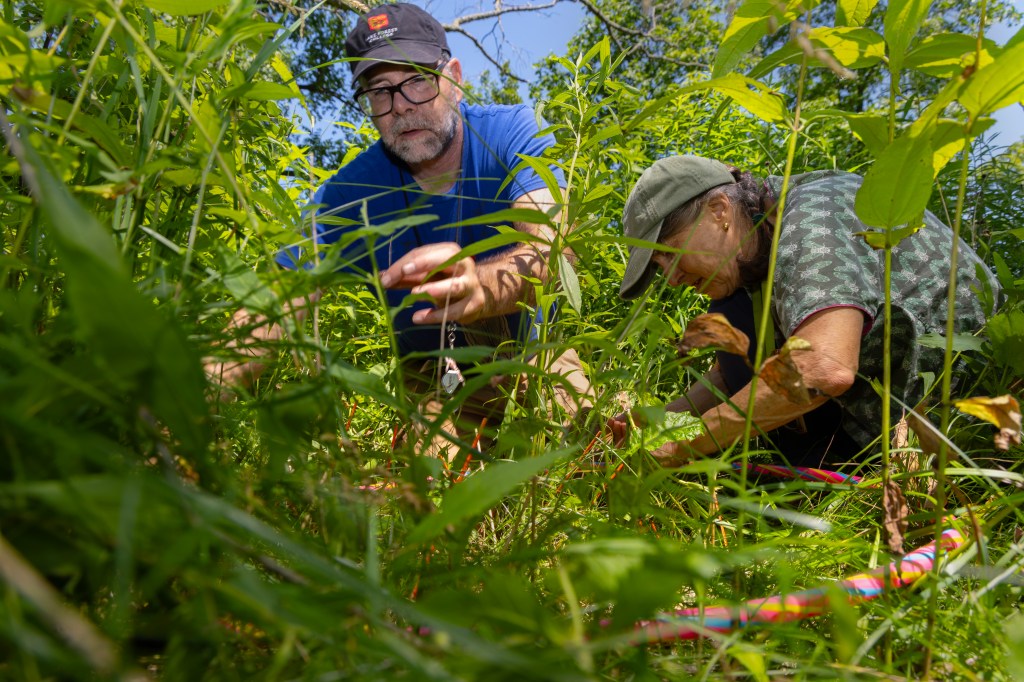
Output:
[649, 440, 702, 468]
[379, 242, 487, 324]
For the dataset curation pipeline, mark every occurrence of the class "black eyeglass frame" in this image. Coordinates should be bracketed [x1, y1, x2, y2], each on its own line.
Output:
[353, 60, 450, 118]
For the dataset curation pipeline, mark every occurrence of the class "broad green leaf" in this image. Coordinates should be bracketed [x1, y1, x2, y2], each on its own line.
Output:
[843, 112, 889, 156]
[405, 448, 572, 545]
[683, 73, 787, 123]
[1004, 24, 1024, 50]
[856, 222, 923, 249]
[747, 27, 883, 78]
[930, 117, 994, 174]
[747, 41, 802, 80]
[1006, 613, 1024, 681]
[957, 40, 1024, 118]
[713, 0, 816, 78]
[140, 0, 227, 16]
[558, 253, 582, 312]
[448, 207, 554, 228]
[501, 154, 562, 201]
[855, 131, 934, 228]
[883, 0, 933, 73]
[837, 0, 880, 26]
[10, 133, 209, 453]
[220, 81, 299, 101]
[987, 310, 1024, 374]
[728, 646, 769, 682]
[917, 332, 985, 352]
[12, 88, 130, 167]
[810, 26, 885, 68]
[802, 109, 889, 155]
[905, 33, 998, 78]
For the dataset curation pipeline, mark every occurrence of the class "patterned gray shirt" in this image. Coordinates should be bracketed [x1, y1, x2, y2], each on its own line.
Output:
[766, 171, 1000, 447]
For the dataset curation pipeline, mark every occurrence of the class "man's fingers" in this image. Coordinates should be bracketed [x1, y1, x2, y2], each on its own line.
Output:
[411, 274, 469, 300]
[380, 243, 463, 288]
[411, 296, 474, 325]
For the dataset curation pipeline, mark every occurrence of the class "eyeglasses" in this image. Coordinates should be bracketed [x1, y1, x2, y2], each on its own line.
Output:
[353, 61, 448, 118]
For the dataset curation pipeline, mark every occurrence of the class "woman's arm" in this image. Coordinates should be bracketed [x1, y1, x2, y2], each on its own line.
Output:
[665, 363, 729, 416]
[653, 306, 865, 465]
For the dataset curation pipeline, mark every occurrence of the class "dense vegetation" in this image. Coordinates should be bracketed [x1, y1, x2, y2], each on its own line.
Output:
[1, 0, 1023, 679]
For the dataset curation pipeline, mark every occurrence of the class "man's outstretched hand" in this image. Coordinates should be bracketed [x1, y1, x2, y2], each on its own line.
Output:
[379, 242, 487, 324]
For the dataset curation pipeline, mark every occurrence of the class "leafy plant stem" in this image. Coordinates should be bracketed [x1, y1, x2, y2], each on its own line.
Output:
[740, 50, 810, 506]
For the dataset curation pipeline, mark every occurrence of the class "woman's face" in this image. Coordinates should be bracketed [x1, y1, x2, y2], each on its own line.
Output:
[650, 197, 743, 300]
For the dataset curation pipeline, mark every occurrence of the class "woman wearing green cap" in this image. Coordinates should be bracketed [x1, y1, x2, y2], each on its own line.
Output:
[610, 155, 1000, 467]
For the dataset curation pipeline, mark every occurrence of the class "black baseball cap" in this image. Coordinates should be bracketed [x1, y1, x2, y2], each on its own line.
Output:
[345, 4, 449, 86]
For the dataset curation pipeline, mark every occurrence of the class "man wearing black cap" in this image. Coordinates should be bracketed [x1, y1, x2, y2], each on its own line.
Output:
[213, 3, 591, 459]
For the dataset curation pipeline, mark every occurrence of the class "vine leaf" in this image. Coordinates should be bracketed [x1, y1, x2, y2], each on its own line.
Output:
[677, 313, 751, 359]
[954, 395, 1023, 452]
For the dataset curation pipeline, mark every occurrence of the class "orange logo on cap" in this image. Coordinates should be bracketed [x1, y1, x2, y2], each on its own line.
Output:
[367, 14, 389, 30]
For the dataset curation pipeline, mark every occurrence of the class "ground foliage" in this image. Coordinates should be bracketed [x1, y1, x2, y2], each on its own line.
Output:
[1, 0, 1023, 680]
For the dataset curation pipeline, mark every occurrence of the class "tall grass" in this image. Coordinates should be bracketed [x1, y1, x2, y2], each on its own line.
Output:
[0, 1, 1022, 680]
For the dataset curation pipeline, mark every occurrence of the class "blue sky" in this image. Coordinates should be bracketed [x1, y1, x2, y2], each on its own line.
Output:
[438, 1, 1022, 146]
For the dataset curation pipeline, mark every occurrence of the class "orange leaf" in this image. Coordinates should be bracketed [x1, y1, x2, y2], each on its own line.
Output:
[677, 313, 750, 359]
[954, 395, 1023, 452]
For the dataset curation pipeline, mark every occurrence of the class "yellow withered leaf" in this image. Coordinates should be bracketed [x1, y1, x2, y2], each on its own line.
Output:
[954, 395, 1022, 452]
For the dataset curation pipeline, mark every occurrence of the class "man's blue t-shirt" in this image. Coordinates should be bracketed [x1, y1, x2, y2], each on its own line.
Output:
[278, 102, 565, 357]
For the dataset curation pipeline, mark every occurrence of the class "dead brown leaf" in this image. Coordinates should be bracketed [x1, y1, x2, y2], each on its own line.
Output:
[954, 395, 1023, 452]
[882, 477, 908, 554]
[759, 338, 815, 405]
[907, 408, 948, 458]
[677, 313, 750, 359]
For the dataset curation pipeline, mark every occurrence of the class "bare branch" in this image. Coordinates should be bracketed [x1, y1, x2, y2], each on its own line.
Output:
[443, 0, 561, 30]
[447, 27, 529, 84]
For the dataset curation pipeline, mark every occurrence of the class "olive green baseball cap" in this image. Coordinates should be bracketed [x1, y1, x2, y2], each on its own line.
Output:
[619, 155, 735, 300]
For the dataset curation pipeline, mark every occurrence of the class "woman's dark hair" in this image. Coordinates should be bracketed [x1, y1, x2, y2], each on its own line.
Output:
[660, 166, 774, 289]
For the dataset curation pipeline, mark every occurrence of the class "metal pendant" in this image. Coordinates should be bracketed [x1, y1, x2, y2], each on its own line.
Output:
[441, 356, 464, 395]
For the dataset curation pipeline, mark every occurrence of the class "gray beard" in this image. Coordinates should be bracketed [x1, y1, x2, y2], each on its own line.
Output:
[383, 107, 460, 166]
